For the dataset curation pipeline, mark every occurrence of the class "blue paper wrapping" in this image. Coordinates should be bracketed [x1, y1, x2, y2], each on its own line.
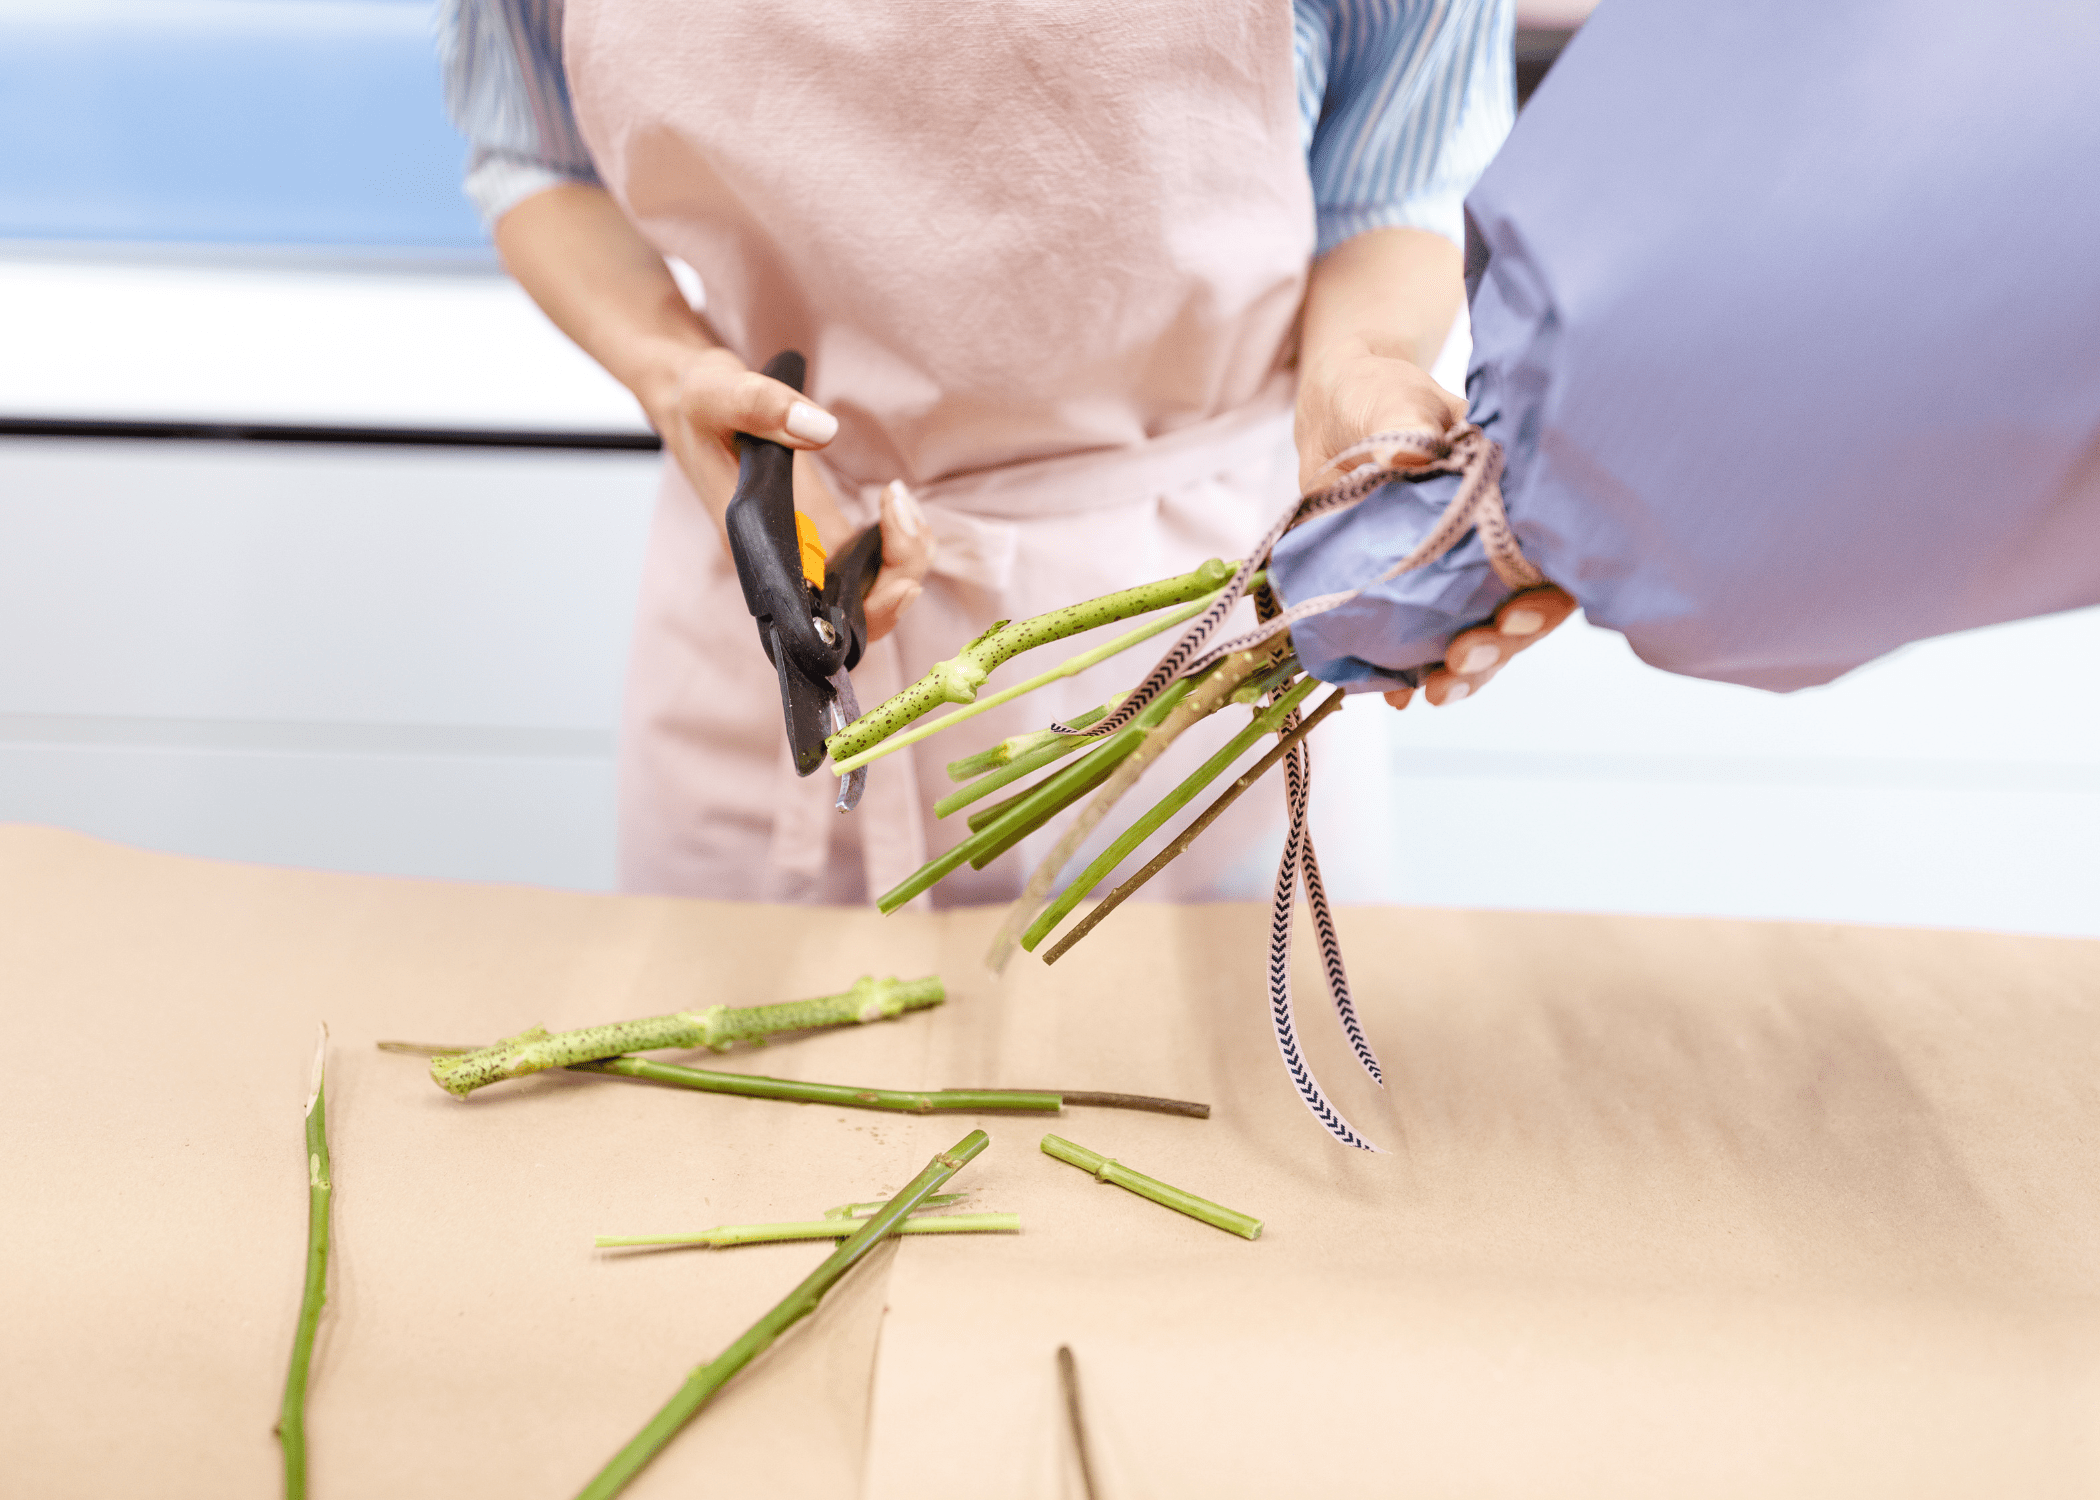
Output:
[1273, 0, 2100, 693]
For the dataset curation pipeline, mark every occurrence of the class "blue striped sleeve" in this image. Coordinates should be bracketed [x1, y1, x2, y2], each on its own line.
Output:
[437, 0, 599, 227]
[1296, 0, 1516, 257]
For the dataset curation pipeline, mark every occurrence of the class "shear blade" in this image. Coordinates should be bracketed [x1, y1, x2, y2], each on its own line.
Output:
[824, 667, 868, 812]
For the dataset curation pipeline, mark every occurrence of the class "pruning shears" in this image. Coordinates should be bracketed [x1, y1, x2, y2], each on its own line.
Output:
[725, 349, 884, 811]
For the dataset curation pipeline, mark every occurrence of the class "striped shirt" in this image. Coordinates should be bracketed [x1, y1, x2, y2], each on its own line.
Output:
[440, 0, 1512, 257]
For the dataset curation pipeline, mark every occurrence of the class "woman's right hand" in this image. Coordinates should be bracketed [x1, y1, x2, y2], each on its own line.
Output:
[640, 346, 935, 644]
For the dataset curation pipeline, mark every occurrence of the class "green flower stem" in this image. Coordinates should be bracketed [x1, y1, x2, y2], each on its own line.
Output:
[1039, 1134, 1261, 1241]
[429, 976, 944, 1096]
[277, 1025, 333, 1500]
[1021, 675, 1323, 952]
[936, 716, 1107, 818]
[829, 586, 1224, 776]
[824, 558, 1236, 765]
[987, 649, 1274, 970]
[874, 684, 1190, 914]
[570, 1056, 1060, 1115]
[1042, 688, 1347, 965]
[594, 1213, 1019, 1249]
[574, 1130, 991, 1500]
[945, 707, 1108, 783]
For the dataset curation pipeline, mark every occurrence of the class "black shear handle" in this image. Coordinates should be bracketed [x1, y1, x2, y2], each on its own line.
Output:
[724, 349, 845, 685]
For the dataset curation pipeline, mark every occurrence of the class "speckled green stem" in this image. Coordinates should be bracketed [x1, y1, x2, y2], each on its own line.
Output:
[276, 1026, 332, 1500]
[594, 1213, 1019, 1249]
[569, 1056, 1056, 1115]
[574, 1130, 991, 1500]
[1040, 1134, 1261, 1240]
[429, 975, 945, 1097]
[824, 558, 1237, 764]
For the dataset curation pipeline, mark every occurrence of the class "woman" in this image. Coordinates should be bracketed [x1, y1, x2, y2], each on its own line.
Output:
[440, 0, 1532, 905]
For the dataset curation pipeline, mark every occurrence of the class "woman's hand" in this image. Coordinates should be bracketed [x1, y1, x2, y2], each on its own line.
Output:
[640, 350, 935, 646]
[1294, 334, 1466, 490]
[493, 184, 932, 641]
[1380, 585, 1577, 710]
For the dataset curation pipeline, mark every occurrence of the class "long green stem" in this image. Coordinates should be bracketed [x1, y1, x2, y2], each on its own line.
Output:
[825, 559, 1236, 764]
[988, 649, 1277, 971]
[1041, 688, 1347, 965]
[574, 1131, 991, 1500]
[595, 1213, 1019, 1249]
[277, 1024, 332, 1500]
[570, 1056, 1059, 1114]
[1021, 676, 1323, 952]
[1040, 1134, 1261, 1240]
[945, 708, 1108, 783]
[829, 586, 1224, 775]
[429, 976, 944, 1096]
[936, 717, 1108, 818]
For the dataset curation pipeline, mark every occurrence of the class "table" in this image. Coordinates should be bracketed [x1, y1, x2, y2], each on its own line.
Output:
[3, 826, 2094, 1497]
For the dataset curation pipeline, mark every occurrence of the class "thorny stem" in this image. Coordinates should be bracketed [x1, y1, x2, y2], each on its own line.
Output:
[277, 1024, 332, 1500]
[428, 976, 944, 1096]
[1041, 688, 1347, 965]
[1040, 1134, 1262, 1241]
[594, 1213, 1019, 1249]
[829, 585, 1227, 775]
[1021, 675, 1324, 953]
[824, 558, 1237, 764]
[573, 1130, 991, 1500]
[570, 1056, 1059, 1115]
[987, 649, 1278, 971]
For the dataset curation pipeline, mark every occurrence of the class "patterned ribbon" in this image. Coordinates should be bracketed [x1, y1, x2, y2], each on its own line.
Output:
[1053, 424, 1541, 1149]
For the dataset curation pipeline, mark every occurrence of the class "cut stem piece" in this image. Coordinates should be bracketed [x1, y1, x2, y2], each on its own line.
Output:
[825, 558, 1237, 764]
[595, 1213, 1019, 1249]
[1040, 687, 1347, 965]
[276, 1024, 333, 1500]
[570, 1056, 1060, 1115]
[823, 1193, 966, 1219]
[1021, 675, 1323, 953]
[1040, 1134, 1261, 1240]
[574, 1130, 992, 1500]
[429, 975, 944, 1096]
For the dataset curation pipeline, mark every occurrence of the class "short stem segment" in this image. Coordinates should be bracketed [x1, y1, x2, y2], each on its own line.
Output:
[574, 1130, 992, 1500]
[1040, 1134, 1261, 1240]
[277, 1024, 333, 1500]
[594, 1213, 1019, 1249]
[429, 975, 945, 1096]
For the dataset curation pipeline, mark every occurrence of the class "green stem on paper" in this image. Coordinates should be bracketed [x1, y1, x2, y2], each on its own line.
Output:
[1039, 1133, 1261, 1241]
[428, 975, 945, 1096]
[276, 1024, 332, 1500]
[569, 1056, 1060, 1115]
[573, 1130, 992, 1500]
[594, 1213, 1019, 1249]
[1041, 687, 1348, 965]
[829, 585, 1226, 776]
[988, 647, 1279, 971]
[823, 558, 1237, 765]
[1021, 675, 1324, 952]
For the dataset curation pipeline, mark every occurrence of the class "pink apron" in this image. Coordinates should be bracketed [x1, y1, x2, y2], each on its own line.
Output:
[565, 0, 1319, 904]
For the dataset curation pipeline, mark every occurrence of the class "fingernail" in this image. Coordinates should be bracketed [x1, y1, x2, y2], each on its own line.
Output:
[1501, 608, 1544, 636]
[785, 402, 838, 444]
[885, 480, 925, 540]
[1457, 642, 1501, 674]
[1440, 681, 1471, 704]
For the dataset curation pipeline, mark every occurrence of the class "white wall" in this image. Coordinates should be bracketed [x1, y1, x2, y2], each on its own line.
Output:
[3, 256, 2095, 935]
